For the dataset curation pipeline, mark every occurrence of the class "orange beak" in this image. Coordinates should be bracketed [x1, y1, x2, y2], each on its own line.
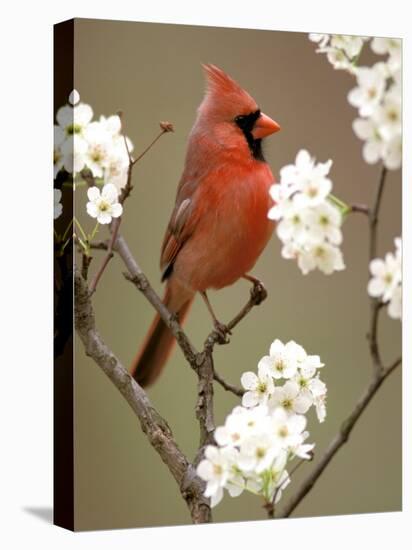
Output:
[252, 112, 281, 139]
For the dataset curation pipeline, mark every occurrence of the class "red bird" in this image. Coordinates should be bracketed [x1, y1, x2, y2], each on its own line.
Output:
[131, 64, 280, 386]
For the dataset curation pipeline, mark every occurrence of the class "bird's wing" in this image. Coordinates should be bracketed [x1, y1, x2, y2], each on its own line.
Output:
[160, 180, 199, 281]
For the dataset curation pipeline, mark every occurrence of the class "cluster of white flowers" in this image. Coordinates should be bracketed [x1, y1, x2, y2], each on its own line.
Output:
[54, 89, 133, 190]
[309, 35, 402, 170]
[268, 150, 345, 275]
[309, 34, 367, 73]
[368, 237, 402, 320]
[197, 339, 327, 508]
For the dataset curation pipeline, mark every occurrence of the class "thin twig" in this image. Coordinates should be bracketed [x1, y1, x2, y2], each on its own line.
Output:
[89, 240, 108, 250]
[132, 122, 174, 166]
[88, 217, 120, 294]
[266, 458, 307, 519]
[213, 370, 244, 397]
[88, 118, 174, 292]
[350, 203, 370, 216]
[204, 281, 268, 354]
[369, 166, 388, 261]
[278, 360, 400, 518]
[367, 166, 388, 374]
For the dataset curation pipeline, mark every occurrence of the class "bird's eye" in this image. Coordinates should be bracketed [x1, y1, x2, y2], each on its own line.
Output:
[234, 115, 246, 123]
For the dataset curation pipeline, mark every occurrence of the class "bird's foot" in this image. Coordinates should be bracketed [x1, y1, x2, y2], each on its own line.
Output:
[250, 280, 267, 305]
[212, 320, 231, 345]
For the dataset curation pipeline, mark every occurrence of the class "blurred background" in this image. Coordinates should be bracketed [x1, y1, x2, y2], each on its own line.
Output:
[71, 19, 401, 530]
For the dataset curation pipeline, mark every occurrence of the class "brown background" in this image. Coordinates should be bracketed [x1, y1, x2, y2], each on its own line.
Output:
[72, 19, 401, 530]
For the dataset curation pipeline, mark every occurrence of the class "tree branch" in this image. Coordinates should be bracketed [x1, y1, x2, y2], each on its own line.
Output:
[118, 235, 215, 447]
[74, 268, 211, 523]
[278, 164, 399, 519]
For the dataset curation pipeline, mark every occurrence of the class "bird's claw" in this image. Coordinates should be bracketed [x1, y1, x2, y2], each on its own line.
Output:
[213, 320, 231, 345]
[250, 280, 267, 305]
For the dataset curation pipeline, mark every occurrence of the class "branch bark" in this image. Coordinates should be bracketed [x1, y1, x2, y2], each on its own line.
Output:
[74, 268, 211, 523]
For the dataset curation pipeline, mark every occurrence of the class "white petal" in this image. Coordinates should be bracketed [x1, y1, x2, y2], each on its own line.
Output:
[363, 141, 382, 164]
[97, 212, 112, 225]
[214, 427, 230, 447]
[227, 482, 243, 497]
[353, 118, 373, 140]
[242, 391, 260, 408]
[69, 89, 80, 105]
[210, 487, 224, 508]
[101, 183, 119, 203]
[74, 103, 93, 126]
[86, 202, 98, 218]
[197, 460, 214, 481]
[293, 393, 312, 414]
[296, 149, 311, 168]
[367, 278, 385, 298]
[240, 372, 258, 391]
[56, 105, 73, 128]
[205, 445, 219, 461]
[110, 203, 123, 218]
[87, 186, 101, 201]
[258, 356, 274, 372]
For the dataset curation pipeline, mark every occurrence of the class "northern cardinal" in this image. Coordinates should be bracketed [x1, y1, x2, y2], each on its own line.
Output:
[131, 64, 280, 386]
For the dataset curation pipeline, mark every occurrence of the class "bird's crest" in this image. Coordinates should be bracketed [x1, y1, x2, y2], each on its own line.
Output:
[201, 64, 257, 114]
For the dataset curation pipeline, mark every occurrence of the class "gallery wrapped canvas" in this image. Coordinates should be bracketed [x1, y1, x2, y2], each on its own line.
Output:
[54, 18, 402, 531]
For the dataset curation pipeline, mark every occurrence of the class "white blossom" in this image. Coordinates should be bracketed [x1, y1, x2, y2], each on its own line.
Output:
[86, 184, 123, 225]
[56, 102, 93, 138]
[308, 34, 402, 170]
[241, 364, 275, 407]
[330, 35, 364, 59]
[309, 33, 367, 72]
[238, 432, 280, 474]
[298, 241, 345, 275]
[197, 446, 235, 507]
[83, 122, 112, 178]
[269, 380, 313, 415]
[54, 189, 62, 219]
[368, 237, 402, 321]
[269, 150, 344, 276]
[308, 33, 329, 49]
[257, 339, 304, 380]
[301, 202, 342, 245]
[352, 117, 385, 165]
[214, 406, 268, 448]
[61, 135, 88, 174]
[54, 91, 134, 182]
[371, 37, 401, 71]
[269, 407, 307, 449]
[197, 339, 326, 508]
[382, 133, 402, 170]
[348, 64, 386, 117]
[388, 285, 402, 320]
[368, 253, 401, 302]
[373, 88, 401, 141]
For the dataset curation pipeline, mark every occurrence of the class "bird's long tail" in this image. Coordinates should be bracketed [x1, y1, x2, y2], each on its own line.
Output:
[130, 280, 194, 387]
